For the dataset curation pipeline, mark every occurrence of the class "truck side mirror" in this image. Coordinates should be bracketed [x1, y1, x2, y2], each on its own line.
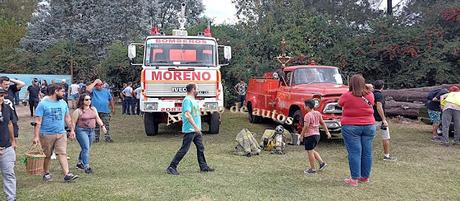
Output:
[224, 46, 232, 60]
[128, 44, 136, 59]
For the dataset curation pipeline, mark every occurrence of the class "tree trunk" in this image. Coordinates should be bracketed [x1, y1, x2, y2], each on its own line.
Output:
[384, 100, 425, 118]
[383, 84, 454, 103]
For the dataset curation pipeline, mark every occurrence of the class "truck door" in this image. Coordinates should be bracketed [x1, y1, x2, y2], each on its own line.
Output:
[276, 71, 292, 114]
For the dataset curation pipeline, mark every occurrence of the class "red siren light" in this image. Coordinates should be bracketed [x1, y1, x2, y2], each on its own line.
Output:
[150, 26, 160, 35]
[203, 22, 212, 37]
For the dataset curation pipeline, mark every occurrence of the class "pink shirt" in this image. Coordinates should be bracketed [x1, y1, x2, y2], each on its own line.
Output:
[338, 91, 375, 125]
[303, 111, 322, 137]
[77, 108, 97, 128]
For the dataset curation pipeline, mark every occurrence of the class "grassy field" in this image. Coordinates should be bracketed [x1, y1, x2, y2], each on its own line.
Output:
[11, 106, 460, 201]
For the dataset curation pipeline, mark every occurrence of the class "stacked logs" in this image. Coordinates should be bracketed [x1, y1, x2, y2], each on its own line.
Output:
[382, 84, 455, 118]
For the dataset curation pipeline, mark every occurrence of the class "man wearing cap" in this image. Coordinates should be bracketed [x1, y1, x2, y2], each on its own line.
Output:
[25, 78, 41, 117]
[0, 88, 17, 201]
[61, 79, 69, 103]
[87, 79, 115, 143]
[0, 76, 25, 140]
[438, 85, 460, 146]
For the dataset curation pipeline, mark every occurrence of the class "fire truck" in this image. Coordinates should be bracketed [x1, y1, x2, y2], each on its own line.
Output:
[245, 42, 347, 138]
[128, 3, 231, 136]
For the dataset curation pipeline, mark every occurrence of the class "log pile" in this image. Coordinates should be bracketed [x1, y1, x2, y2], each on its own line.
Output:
[382, 84, 455, 118]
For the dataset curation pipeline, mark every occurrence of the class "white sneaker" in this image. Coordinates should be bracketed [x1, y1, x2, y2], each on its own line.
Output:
[51, 152, 57, 160]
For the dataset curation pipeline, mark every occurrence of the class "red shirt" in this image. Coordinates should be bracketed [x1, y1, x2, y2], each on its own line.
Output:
[338, 91, 375, 125]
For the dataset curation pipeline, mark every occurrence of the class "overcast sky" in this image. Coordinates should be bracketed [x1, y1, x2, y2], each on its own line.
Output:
[202, 0, 406, 25]
[202, 0, 237, 25]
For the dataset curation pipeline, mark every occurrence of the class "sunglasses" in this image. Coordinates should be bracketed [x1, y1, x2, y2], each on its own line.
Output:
[84, 98, 91, 101]
[0, 94, 4, 97]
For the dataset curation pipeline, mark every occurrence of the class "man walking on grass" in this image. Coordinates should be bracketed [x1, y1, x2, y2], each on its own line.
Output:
[372, 80, 397, 161]
[0, 88, 17, 201]
[33, 84, 79, 182]
[86, 79, 115, 143]
[166, 83, 214, 175]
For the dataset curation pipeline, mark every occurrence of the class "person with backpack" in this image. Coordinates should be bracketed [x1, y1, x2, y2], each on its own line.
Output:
[72, 94, 107, 174]
[438, 86, 460, 146]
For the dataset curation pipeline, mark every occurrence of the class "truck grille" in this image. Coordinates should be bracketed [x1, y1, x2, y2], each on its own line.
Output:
[145, 83, 217, 97]
[323, 103, 342, 114]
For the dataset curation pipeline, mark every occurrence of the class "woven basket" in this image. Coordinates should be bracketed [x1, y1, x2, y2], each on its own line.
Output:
[25, 144, 46, 176]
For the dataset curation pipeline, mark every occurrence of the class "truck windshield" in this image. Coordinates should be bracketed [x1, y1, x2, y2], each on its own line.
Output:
[145, 39, 216, 66]
[293, 67, 343, 85]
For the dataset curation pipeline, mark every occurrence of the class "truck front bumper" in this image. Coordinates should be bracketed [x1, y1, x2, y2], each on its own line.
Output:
[321, 120, 342, 133]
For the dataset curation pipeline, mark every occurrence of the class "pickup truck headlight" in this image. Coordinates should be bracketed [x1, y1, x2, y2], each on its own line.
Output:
[312, 98, 320, 108]
[144, 102, 158, 111]
[323, 103, 342, 114]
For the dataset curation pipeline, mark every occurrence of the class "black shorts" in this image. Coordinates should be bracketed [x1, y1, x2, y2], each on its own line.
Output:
[304, 135, 320, 151]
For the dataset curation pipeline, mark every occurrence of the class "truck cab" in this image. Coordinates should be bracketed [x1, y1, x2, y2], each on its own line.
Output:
[246, 65, 348, 137]
[128, 4, 231, 136]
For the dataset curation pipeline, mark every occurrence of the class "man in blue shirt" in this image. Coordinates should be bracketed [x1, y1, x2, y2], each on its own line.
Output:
[87, 79, 115, 143]
[166, 83, 214, 175]
[33, 84, 78, 182]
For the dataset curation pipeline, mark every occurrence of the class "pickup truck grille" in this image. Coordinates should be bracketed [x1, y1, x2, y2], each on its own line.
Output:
[323, 102, 342, 114]
[145, 83, 217, 97]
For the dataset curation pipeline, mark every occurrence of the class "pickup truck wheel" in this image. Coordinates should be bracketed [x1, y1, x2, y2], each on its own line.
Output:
[247, 103, 262, 123]
[144, 113, 159, 136]
[208, 112, 220, 134]
[291, 110, 304, 134]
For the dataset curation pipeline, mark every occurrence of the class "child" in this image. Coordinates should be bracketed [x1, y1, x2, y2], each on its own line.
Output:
[301, 99, 331, 175]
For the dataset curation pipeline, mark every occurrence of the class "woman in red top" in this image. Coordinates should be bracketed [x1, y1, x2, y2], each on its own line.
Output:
[338, 74, 376, 187]
[71, 94, 107, 174]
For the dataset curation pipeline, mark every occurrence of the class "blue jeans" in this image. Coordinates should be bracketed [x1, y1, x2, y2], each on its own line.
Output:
[342, 125, 376, 179]
[76, 126, 95, 168]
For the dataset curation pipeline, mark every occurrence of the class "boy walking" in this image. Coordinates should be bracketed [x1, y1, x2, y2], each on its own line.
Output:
[166, 83, 214, 175]
[301, 99, 331, 175]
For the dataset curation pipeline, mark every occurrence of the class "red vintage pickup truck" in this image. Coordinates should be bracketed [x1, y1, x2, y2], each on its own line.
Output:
[245, 64, 348, 137]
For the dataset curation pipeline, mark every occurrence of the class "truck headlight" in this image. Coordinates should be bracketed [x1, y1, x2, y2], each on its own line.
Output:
[204, 102, 218, 111]
[323, 103, 342, 114]
[312, 98, 320, 108]
[144, 102, 158, 111]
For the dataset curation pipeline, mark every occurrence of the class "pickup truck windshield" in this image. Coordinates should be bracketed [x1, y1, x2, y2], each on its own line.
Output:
[145, 39, 216, 66]
[293, 67, 343, 85]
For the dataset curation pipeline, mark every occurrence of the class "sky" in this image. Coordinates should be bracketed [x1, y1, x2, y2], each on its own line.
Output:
[202, 0, 237, 25]
[202, 0, 407, 25]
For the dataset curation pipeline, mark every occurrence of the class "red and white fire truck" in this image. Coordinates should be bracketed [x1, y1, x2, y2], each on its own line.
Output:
[128, 3, 231, 136]
[246, 54, 348, 138]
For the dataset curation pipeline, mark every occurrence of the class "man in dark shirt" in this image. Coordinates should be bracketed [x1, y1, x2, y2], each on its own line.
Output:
[372, 80, 396, 161]
[0, 76, 25, 139]
[25, 79, 41, 117]
[0, 88, 17, 201]
[426, 88, 449, 140]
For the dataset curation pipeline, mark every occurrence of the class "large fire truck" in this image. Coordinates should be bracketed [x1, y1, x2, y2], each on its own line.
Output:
[128, 3, 231, 136]
[245, 41, 347, 138]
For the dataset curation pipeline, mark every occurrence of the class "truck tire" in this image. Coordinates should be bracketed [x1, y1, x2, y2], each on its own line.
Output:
[247, 103, 262, 123]
[208, 112, 220, 134]
[144, 113, 159, 136]
[291, 110, 304, 134]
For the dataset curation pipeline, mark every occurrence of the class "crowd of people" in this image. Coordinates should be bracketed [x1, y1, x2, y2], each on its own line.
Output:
[0, 73, 458, 200]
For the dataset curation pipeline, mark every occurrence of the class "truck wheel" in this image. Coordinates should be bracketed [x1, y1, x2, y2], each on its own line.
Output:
[291, 110, 304, 134]
[247, 103, 262, 123]
[208, 112, 220, 134]
[144, 113, 159, 136]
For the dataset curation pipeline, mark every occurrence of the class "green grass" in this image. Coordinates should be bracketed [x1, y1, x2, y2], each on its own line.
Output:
[12, 108, 460, 201]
